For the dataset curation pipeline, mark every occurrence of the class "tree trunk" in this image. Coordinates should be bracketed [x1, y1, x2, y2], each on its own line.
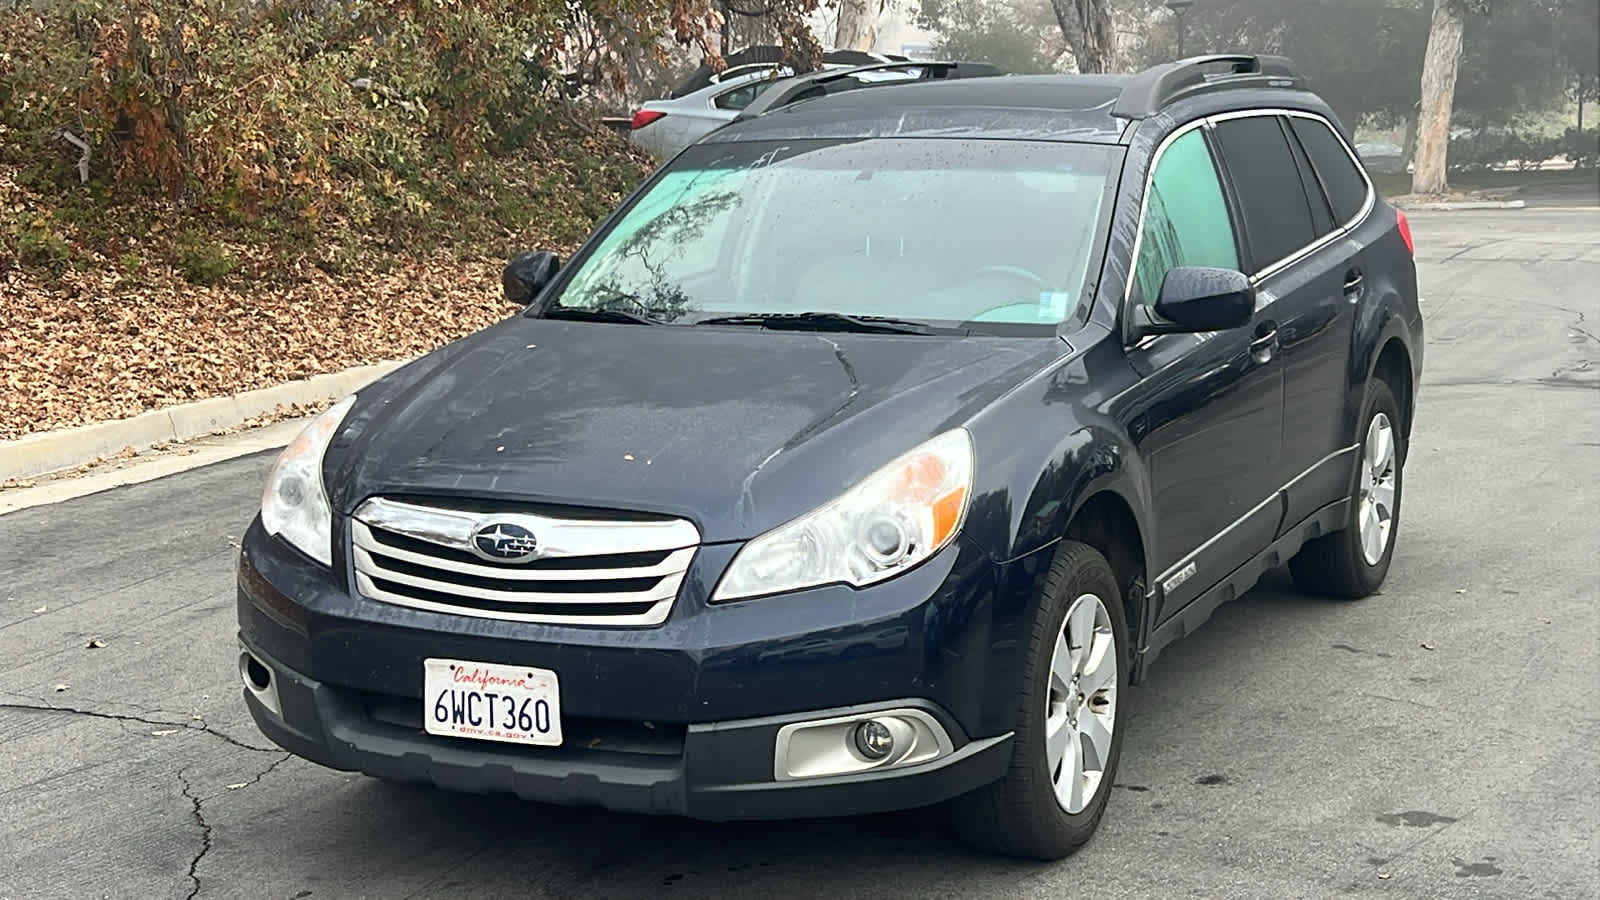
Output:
[834, 0, 881, 52]
[1401, 105, 1419, 168]
[1578, 73, 1585, 134]
[1411, 0, 1467, 195]
[1050, 0, 1115, 73]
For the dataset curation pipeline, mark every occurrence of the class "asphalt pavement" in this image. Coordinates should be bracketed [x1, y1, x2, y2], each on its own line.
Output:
[2, 209, 1597, 900]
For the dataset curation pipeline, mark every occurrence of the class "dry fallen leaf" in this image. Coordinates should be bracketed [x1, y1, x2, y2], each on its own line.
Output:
[623, 454, 634, 461]
[151, 729, 179, 736]
[86, 639, 106, 649]
[1454, 588, 1466, 594]
[53, 684, 69, 692]
[226, 782, 249, 790]
[1420, 642, 1436, 651]
[1377, 873, 1392, 880]
[32, 605, 47, 614]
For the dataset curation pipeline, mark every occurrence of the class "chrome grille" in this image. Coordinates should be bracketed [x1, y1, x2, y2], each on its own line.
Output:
[350, 497, 699, 626]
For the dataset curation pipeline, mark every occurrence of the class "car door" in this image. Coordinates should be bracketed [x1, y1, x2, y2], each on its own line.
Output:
[1279, 113, 1379, 526]
[1209, 112, 1368, 530]
[1119, 124, 1286, 626]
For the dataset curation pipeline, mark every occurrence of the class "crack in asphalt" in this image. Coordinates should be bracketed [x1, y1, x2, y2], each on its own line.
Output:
[177, 769, 213, 900]
[177, 754, 291, 900]
[0, 701, 280, 753]
[220, 753, 293, 795]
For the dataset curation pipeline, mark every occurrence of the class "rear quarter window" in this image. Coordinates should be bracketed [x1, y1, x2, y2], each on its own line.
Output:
[1289, 117, 1373, 226]
[714, 82, 765, 111]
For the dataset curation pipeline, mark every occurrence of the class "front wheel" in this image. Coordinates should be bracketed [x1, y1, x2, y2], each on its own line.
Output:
[1290, 379, 1405, 598]
[951, 541, 1129, 860]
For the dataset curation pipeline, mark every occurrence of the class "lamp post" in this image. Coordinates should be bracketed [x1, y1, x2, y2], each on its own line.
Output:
[1165, 0, 1195, 59]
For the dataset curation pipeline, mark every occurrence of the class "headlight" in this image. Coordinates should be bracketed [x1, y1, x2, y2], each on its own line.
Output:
[713, 429, 974, 602]
[260, 395, 357, 566]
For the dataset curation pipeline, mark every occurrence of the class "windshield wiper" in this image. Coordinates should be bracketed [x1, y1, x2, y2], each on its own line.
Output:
[694, 311, 936, 335]
[542, 306, 662, 326]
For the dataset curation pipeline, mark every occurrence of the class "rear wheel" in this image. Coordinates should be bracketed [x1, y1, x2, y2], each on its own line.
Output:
[1290, 379, 1405, 598]
[952, 541, 1129, 860]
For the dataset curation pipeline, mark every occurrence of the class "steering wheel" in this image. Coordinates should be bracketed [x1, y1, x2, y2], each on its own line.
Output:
[971, 264, 1050, 292]
[963, 264, 1060, 322]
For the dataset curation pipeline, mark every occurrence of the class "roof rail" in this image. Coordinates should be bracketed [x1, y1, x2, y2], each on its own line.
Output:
[733, 60, 978, 121]
[1112, 54, 1304, 120]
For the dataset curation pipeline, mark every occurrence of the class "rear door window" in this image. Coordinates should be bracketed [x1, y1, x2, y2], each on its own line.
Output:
[1211, 116, 1319, 272]
[1132, 129, 1241, 305]
[1289, 117, 1373, 226]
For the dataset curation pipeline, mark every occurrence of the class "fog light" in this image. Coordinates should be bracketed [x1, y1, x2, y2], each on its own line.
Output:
[774, 707, 955, 781]
[854, 719, 895, 760]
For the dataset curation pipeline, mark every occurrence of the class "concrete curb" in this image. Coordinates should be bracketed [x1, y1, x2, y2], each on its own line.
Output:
[1395, 199, 1527, 211]
[0, 360, 409, 482]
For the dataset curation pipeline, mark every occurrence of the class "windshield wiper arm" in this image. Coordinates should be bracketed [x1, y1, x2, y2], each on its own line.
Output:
[542, 306, 662, 326]
[695, 311, 935, 335]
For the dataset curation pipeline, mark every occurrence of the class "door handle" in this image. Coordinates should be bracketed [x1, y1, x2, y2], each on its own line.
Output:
[1343, 269, 1365, 301]
[1249, 322, 1278, 363]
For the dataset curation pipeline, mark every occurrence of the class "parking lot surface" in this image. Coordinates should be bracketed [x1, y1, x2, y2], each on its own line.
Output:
[2, 209, 1596, 899]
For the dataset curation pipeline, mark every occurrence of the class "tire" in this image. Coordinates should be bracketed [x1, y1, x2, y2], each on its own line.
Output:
[951, 540, 1130, 860]
[1289, 379, 1405, 598]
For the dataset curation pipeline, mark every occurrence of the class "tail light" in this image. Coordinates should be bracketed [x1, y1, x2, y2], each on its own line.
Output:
[630, 109, 666, 130]
[1395, 208, 1414, 255]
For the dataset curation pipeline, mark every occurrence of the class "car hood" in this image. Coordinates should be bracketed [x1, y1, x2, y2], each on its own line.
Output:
[326, 317, 1060, 543]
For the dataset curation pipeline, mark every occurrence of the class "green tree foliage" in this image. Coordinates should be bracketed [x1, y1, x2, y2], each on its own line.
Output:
[916, 0, 1064, 74]
[1123, 0, 1595, 129]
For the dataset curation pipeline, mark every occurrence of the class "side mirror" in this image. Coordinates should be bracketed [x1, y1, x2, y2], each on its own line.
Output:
[502, 250, 562, 306]
[1132, 266, 1255, 338]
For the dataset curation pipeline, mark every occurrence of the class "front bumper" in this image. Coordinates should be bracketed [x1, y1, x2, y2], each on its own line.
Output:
[236, 516, 1019, 819]
[241, 640, 1011, 820]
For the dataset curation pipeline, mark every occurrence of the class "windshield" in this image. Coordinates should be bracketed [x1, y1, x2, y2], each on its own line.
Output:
[545, 138, 1119, 331]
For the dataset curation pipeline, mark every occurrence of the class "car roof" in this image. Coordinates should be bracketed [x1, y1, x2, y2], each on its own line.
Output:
[704, 74, 1133, 145]
[703, 55, 1332, 147]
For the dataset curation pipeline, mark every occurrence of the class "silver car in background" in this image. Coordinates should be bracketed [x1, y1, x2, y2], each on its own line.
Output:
[628, 68, 793, 158]
[627, 60, 1006, 159]
[627, 62, 962, 159]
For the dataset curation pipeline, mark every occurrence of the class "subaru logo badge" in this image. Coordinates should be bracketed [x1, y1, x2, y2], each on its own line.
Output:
[470, 522, 540, 563]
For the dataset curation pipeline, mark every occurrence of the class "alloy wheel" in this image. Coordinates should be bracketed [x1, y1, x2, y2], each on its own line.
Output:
[1045, 592, 1119, 814]
[1358, 412, 1398, 565]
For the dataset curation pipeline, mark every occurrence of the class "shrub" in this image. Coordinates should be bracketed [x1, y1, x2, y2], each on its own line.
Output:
[1449, 127, 1566, 172]
[175, 229, 236, 285]
[15, 218, 75, 272]
[0, 0, 800, 229]
[1562, 127, 1599, 169]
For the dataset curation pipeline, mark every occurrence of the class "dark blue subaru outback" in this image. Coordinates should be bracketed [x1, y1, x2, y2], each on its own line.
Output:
[237, 55, 1422, 859]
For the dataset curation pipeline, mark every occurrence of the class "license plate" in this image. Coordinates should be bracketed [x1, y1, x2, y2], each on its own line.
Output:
[422, 658, 563, 747]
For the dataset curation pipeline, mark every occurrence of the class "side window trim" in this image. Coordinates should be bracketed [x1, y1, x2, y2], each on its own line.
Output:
[1283, 111, 1378, 232]
[1212, 108, 1376, 232]
[1205, 108, 1377, 282]
[1119, 106, 1376, 344]
[1120, 117, 1241, 343]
